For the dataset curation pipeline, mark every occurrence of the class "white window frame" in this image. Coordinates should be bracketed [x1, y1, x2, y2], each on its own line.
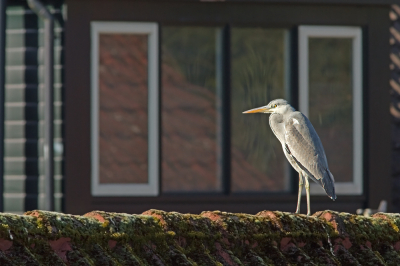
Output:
[90, 21, 159, 196]
[299, 25, 363, 195]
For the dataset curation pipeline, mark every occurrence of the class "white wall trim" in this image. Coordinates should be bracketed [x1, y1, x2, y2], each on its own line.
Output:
[91, 21, 159, 196]
[298, 25, 363, 195]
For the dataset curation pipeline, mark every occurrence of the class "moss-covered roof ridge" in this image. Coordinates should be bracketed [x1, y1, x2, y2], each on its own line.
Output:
[0, 209, 398, 265]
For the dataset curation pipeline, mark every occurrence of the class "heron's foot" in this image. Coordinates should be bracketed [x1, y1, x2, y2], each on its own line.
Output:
[306, 212, 311, 216]
[295, 210, 300, 214]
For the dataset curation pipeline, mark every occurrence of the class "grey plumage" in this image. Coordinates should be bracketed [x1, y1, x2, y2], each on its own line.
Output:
[243, 99, 336, 215]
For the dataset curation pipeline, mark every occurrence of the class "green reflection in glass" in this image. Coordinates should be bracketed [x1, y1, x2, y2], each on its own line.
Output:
[309, 38, 353, 183]
[231, 28, 289, 192]
[162, 27, 220, 192]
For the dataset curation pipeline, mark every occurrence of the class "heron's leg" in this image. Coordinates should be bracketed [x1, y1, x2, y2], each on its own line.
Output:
[305, 177, 311, 216]
[295, 173, 304, 214]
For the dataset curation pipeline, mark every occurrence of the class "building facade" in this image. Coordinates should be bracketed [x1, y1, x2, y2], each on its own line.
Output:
[1, 0, 398, 215]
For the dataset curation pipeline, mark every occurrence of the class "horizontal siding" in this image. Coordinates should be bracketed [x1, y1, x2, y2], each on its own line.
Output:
[5, 84, 64, 102]
[4, 175, 63, 193]
[5, 139, 64, 157]
[4, 4, 65, 213]
[4, 102, 63, 121]
[6, 65, 63, 84]
[4, 157, 63, 176]
[6, 47, 64, 65]
[5, 121, 63, 139]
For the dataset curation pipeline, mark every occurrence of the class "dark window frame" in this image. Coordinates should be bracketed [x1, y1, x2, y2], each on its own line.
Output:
[65, 0, 391, 214]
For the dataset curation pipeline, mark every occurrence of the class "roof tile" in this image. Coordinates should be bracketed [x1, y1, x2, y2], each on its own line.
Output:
[0, 210, 398, 264]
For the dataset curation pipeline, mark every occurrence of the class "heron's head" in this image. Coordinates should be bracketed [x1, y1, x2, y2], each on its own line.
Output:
[243, 99, 290, 114]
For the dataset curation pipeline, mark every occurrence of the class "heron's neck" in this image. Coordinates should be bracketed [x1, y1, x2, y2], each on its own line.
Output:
[275, 105, 295, 115]
[269, 113, 285, 144]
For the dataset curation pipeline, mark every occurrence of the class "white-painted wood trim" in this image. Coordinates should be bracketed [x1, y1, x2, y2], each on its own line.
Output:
[91, 21, 159, 196]
[299, 25, 363, 195]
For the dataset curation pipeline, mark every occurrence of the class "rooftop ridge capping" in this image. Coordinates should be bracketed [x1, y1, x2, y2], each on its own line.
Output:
[0, 209, 398, 264]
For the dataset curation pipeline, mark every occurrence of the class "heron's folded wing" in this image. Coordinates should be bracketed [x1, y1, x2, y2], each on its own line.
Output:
[284, 112, 328, 182]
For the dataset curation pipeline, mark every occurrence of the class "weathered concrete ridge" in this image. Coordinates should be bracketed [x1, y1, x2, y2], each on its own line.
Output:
[0, 209, 398, 265]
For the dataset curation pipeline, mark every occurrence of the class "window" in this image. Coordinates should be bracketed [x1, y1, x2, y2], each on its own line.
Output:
[298, 26, 363, 195]
[160, 26, 291, 194]
[90, 22, 159, 196]
[230, 28, 291, 192]
[90, 22, 363, 197]
[161, 26, 222, 193]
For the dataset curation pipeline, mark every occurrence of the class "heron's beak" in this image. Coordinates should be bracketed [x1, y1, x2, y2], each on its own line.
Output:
[243, 106, 271, 114]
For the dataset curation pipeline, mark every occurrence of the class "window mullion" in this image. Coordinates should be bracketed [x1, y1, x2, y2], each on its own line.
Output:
[216, 25, 231, 195]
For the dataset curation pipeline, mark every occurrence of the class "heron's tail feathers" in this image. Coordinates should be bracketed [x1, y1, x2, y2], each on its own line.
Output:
[321, 170, 336, 201]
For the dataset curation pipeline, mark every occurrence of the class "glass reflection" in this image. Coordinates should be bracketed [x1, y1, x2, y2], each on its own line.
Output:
[98, 34, 148, 184]
[231, 28, 290, 192]
[162, 27, 220, 192]
[308, 38, 353, 183]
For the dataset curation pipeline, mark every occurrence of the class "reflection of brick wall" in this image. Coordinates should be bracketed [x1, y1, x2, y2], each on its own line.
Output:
[162, 63, 219, 191]
[1, 209, 400, 264]
[99, 34, 149, 184]
[390, 6, 400, 212]
[317, 126, 353, 183]
[162, 63, 283, 192]
[98, 32, 284, 192]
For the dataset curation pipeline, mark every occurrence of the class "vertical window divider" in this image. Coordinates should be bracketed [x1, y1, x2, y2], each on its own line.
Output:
[216, 25, 231, 195]
[283, 29, 293, 192]
[290, 27, 299, 194]
[158, 23, 162, 195]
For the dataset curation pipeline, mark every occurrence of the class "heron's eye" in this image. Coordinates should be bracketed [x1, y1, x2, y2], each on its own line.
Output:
[274, 104, 277, 108]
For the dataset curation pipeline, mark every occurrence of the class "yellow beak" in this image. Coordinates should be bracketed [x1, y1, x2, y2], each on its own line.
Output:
[242, 106, 271, 114]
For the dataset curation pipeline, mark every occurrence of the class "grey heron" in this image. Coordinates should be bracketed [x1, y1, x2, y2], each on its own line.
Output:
[243, 99, 336, 215]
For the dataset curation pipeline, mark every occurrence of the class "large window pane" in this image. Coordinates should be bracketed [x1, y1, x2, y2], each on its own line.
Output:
[92, 22, 159, 196]
[309, 38, 353, 183]
[231, 28, 290, 192]
[99, 33, 149, 184]
[162, 27, 221, 192]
